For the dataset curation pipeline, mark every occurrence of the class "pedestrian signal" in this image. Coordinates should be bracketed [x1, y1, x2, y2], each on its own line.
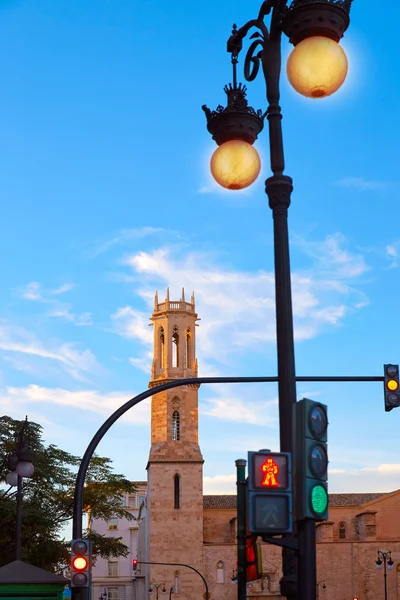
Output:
[247, 450, 292, 534]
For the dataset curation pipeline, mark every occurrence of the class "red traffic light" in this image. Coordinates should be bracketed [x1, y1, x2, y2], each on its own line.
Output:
[248, 451, 291, 491]
[132, 558, 138, 571]
[72, 556, 88, 571]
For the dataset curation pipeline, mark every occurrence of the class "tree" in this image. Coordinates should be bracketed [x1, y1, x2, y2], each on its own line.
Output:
[0, 415, 136, 571]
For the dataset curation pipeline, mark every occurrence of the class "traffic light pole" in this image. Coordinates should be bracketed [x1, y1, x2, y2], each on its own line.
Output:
[236, 459, 247, 600]
[297, 520, 316, 599]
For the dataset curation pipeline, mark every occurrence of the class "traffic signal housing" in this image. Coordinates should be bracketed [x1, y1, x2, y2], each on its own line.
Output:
[294, 398, 328, 521]
[70, 539, 91, 588]
[384, 364, 400, 412]
[246, 535, 263, 582]
[247, 450, 293, 535]
[132, 558, 138, 572]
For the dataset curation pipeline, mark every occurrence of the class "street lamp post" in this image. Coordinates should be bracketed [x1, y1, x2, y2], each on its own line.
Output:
[149, 582, 167, 600]
[376, 550, 394, 600]
[202, 1, 353, 598]
[5, 416, 35, 561]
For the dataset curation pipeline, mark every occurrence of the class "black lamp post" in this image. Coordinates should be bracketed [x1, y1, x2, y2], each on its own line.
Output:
[5, 416, 35, 561]
[376, 550, 394, 600]
[202, 2, 353, 599]
[149, 582, 167, 600]
[99, 588, 108, 600]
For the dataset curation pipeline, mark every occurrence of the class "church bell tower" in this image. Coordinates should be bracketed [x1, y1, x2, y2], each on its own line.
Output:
[147, 288, 204, 599]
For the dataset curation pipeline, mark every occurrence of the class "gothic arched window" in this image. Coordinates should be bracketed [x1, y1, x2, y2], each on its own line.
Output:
[159, 327, 165, 369]
[174, 474, 180, 509]
[216, 561, 225, 584]
[339, 522, 346, 539]
[186, 328, 191, 368]
[172, 410, 180, 441]
[172, 327, 179, 367]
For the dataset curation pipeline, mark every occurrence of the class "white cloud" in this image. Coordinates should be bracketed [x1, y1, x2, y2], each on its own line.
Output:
[333, 177, 388, 191]
[49, 306, 93, 327]
[90, 226, 170, 257]
[0, 321, 99, 381]
[0, 384, 150, 424]
[50, 283, 76, 295]
[386, 242, 400, 269]
[113, 236, 368, 367]
[21, 281, 41, 300]
[201, 386, 278, 426]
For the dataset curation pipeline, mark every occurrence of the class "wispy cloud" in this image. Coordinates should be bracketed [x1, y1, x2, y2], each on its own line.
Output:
[0, 384, 150, 424]
[19, 281, 91, 326]
[201, 386, 279, 426]
[333, 177, 388, 191]
[89, 226, 171, 257]
[0, 321, 99, 381]
[386, 241, 400, 268]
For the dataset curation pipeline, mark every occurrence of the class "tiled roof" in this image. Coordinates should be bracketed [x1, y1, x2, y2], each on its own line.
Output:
[203, 492, 389, 510]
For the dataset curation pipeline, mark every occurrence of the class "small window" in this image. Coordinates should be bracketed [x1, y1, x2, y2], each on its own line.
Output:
[138, 495, 145, 508]
[172, 410, 180, 441]
[339, 522, 346, 539]
[108, 561, 118, 577]
[216, 561, 225, 584]
[174, 474, 180, 509]
[128, 495, 136, 508]
[108, 518, 118, 530]
[174, 571, 180, 593]
[172, 327, 179, 367]
[107, 587, 119, 600]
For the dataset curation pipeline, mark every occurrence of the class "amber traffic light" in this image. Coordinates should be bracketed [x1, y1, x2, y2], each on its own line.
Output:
[384, 364, 400, 412]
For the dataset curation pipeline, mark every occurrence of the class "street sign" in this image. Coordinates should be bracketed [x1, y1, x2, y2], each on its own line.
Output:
[247, 450, 293, 534]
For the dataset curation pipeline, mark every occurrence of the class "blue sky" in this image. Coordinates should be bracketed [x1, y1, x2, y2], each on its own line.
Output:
[1, 0, 400, 496]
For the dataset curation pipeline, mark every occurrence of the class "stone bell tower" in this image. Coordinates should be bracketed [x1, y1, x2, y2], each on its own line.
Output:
[147, 288, 204, 599]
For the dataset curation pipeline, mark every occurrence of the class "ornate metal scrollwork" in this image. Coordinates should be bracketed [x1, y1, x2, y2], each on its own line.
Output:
[244, 37, 264, 82]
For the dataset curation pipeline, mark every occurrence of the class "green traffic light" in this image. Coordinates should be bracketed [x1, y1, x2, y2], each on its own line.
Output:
[311, 484, 328, 515]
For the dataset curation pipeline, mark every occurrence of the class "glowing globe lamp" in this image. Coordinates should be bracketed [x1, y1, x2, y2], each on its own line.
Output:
[287, 36, 348, 98]
[72, 557, 88, 571]
[210, 139, 261, 190]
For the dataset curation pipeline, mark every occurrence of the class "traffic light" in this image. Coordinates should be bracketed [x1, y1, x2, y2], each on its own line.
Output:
[132, 558, 138, 572]
[247, 450, 292, 534]
[294, 398, 328, 521]
[70, 538, 91, 588]
[246, 535, 262, 582]
[384, 364, 400, 412]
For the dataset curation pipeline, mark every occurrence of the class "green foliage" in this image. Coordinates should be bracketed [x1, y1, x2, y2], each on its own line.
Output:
[0, 415, 136, 571]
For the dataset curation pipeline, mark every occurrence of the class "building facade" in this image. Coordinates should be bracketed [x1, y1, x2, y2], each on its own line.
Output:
[96, 290, 400, 600]
[91, 484, 147, 600]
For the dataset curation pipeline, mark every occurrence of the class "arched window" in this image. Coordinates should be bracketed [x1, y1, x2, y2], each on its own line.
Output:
[174, 571, 180, 593]
[339, 522, 346, 539]
[186, 329, 191, 368]
[172, 411, 180, 441]
[174, 474, 180, 509]
[172, 327, 179, 367]
[159, 327, 165, 369]
[216, 561, 225, 584]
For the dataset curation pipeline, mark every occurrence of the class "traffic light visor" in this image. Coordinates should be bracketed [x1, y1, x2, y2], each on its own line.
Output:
[308, 404, 328, 439]
[72, 557, 88, 571]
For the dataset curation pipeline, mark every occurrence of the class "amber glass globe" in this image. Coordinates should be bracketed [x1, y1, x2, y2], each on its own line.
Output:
[287, 36, 348, 99]
[210, 139, 261, 190]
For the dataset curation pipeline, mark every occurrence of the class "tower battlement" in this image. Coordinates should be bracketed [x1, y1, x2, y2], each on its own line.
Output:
[153, 287, 196, 314]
